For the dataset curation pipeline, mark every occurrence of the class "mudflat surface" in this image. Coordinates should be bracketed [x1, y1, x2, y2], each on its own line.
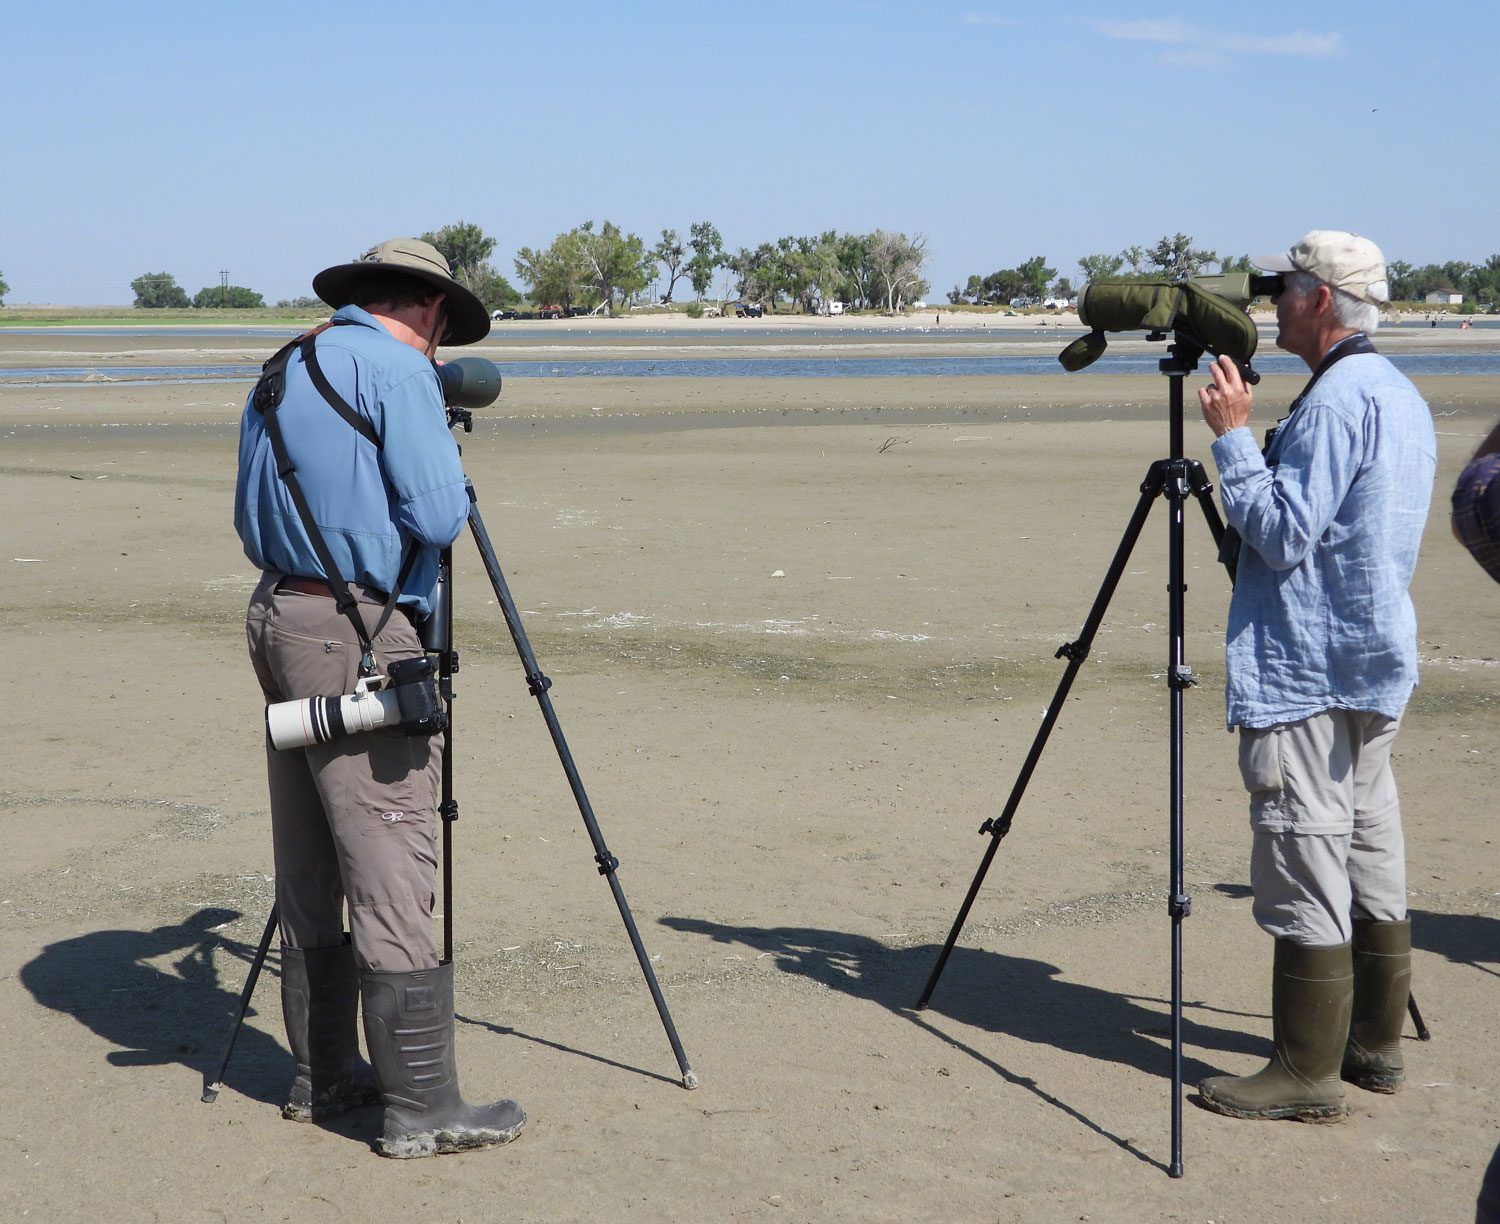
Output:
[3, 322, 1498, 1222]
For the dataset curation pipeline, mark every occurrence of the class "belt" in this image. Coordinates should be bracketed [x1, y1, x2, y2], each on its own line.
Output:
[275, 575, 391, 605]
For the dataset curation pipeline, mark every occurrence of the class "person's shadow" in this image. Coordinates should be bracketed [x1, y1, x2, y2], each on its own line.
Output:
[661, 916, 1268, 1171]
[19, 907, 290, 1108]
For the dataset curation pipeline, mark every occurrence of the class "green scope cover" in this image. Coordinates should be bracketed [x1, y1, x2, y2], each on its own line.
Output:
[1076, 279, 1258, 363]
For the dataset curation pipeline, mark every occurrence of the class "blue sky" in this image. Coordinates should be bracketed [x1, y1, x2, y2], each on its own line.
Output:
[3, 1, 1494, 305]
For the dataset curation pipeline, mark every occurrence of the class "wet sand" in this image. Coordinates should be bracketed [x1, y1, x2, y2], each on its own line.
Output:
[3, 325, 1500, 1222]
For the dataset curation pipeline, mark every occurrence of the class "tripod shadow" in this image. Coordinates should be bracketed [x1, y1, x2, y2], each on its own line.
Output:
[458, 1013, 683, 1089]
[1410, 907, 1500, 980]
[18, 907, 288, 1106]
[662, 917, 1266, 1170]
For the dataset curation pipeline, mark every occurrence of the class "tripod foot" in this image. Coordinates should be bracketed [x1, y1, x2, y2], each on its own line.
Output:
[200, 1080, 221, 1104]
[682, 1069, 700, 1090]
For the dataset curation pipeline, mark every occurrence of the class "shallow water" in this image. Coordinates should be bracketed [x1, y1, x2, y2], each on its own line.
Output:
[6, 350, 1500, 386]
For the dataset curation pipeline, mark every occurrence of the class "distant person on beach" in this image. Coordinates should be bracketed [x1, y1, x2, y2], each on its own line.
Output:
[234, 239, 526, 1158]
[1195, 230, 1436, 1123]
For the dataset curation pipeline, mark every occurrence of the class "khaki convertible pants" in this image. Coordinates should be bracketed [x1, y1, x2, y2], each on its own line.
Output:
[246, 573, 442, 973]
[1239, 709, 1407, 948]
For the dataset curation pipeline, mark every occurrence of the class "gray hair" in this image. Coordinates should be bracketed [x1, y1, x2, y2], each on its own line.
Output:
[1287, 270, 1380, 334]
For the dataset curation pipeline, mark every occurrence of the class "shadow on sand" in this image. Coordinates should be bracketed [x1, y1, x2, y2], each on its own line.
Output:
[1410, 907, 1500, 979]
[662, 915, 1270, 1171]
[18, 907, 290, 1108]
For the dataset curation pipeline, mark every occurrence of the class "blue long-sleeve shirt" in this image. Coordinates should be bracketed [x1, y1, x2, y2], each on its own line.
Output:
[234, 305, 468, 618]
[1210, 348, 1436, 729]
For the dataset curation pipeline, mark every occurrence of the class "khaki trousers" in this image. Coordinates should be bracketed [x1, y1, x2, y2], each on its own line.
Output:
[1238, 709, 1407, 947]
[246, 572, 441, 972]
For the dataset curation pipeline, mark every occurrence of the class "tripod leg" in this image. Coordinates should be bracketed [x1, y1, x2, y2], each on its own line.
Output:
[463, 486, 697, 1089]
[1408, 992, 1431, 1041]
[202, 905, 278, 1103]
[1185, 459, 1227, 553]
[916, 461, 1170, 1010]
[429, 549, 457, 964]
[1164, 454, 1196, 1179]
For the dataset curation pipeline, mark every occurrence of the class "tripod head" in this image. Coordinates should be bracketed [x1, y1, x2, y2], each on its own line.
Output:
[1147, 328, 1259, 385]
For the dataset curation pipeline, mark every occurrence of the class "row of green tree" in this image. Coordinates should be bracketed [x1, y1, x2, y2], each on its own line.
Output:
[953, 234, 1252, 306]
[121, 220, 931, 315]
[454, 219, 929, 315]
[953, 233, 1500, 308]
[51, 228, 1500, 314]
[131, 273, 267, 309]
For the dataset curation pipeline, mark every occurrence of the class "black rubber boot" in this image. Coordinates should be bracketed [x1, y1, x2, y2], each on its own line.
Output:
[280, 941, 381, 1122]
[1199, 939, 1353, 1123]
[360, 961, 525, 1159]
[1342, 917, 1411, 1093]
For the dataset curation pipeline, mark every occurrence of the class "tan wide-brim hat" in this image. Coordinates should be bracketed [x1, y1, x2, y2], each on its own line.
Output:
[313, 238, 490, 345]
[1252, 230, 1390, 306]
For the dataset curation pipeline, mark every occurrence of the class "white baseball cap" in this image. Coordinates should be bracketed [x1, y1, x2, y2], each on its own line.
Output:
[1252, 230, 1390, 305]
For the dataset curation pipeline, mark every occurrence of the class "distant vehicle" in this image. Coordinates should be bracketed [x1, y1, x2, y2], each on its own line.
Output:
[1042, 297, 1071, 310]
[821, 300, 845, 316]
[538, 304, 564, 319]
[730, 301, 764, 318]
[490, 308, 518, 320]
[1009, 296, 1036, 309]
[564, 305, 595, 318]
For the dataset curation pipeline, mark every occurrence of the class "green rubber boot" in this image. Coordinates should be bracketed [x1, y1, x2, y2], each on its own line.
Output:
[1199, 939, 1353, 1123]
[1342, 918, 1411, 1094]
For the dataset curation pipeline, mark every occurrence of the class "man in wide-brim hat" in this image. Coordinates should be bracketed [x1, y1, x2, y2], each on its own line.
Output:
[234, 238, 525, 1158]
[312, 237, 490, 347]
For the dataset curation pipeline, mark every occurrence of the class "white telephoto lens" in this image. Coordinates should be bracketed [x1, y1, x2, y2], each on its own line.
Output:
[265, 686, 401, 750]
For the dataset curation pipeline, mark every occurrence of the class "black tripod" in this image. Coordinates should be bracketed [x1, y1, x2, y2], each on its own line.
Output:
[914, 333, 1229, 1178]
[204, 452, 696, 1103]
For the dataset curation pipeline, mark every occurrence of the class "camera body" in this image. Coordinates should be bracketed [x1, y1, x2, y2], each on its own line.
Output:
[265, 655, 446, 751]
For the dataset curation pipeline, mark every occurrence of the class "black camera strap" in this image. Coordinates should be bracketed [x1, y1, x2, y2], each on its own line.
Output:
[253, 321, 417, 675]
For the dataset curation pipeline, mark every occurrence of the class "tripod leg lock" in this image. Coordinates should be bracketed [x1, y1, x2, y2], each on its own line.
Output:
[595, 851, 619, 876]
[1169, 893, 1192, 920]
[440, 799, 459, 824]
[527, 671, 552, 697]
[1056, 640, 1087, 663]
[1169, 664, 1197, 690]
[979, 814, 1014, 839]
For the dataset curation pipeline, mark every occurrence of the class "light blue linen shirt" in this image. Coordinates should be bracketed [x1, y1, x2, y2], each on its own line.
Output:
[234, 305, 469, 618]
[1210, 346, 1436, 729]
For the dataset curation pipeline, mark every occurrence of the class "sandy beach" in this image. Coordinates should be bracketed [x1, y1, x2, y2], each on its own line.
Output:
[3, 318, 1499, 1222]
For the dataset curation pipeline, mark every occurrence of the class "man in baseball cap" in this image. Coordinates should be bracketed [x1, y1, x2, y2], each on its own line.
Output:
[1194, 234, 1436, 1123]
[235, 240, 524, 1157]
